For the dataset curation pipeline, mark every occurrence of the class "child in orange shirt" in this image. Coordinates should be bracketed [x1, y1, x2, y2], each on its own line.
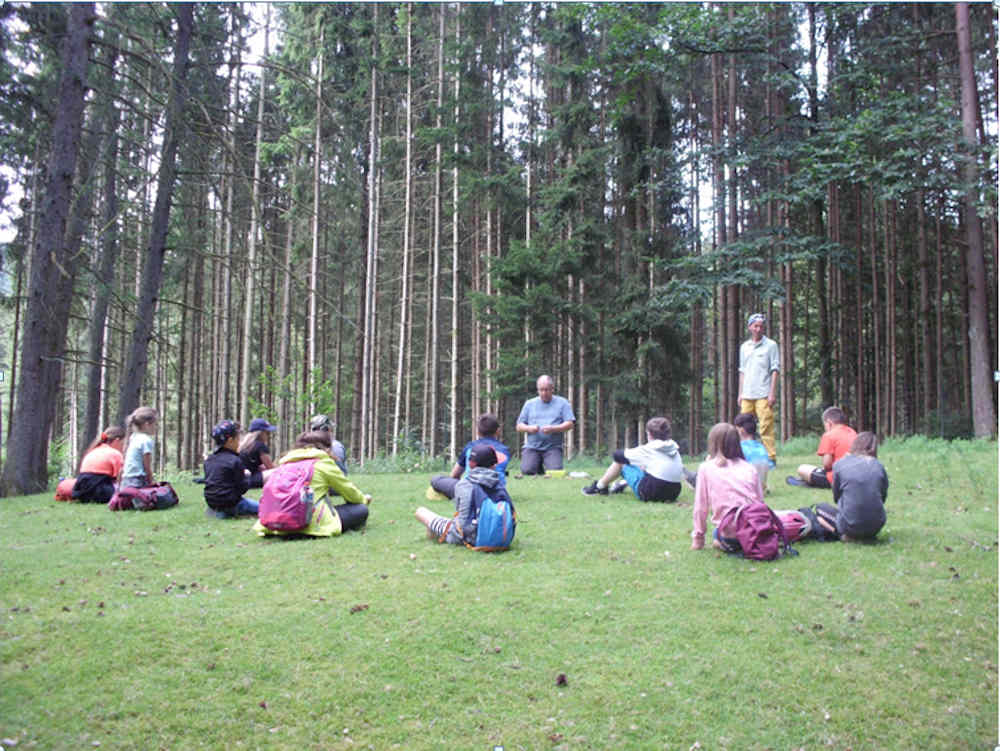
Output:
[73, 426, 126, 502]
[789, 406, 856, 488]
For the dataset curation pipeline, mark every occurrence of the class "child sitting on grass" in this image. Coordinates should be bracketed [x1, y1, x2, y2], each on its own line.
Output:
[733, 412, 774, 493]
[789, 406, 856, 488]
[238, 417, 278, 488]
[121, 407, 158, 488]
[254, 431, 371, 537]
[416, 444, 511, 545]
[814, 431, 889, 542]
[204, 420, 259, 519]
[581, 416, 684, 502]
[429, 413, 510, 500]
[690, 422, 763, 552]
[73, 426, 125, 502]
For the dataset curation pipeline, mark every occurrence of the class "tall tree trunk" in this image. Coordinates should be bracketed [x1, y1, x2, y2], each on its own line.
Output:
[725, 7, 740, 418]
[308, 26, 324, 414]
[449, 7, 462, 462]
[428, 4, 444, 457]
[710, 26, 727, 424]
[240, 7, 270, 426]
[392, 5, 413, 456]
[869, 189, 882, 436]
[117, 4, 194, 425]
[361, 8, 380, 462]
[82, 38, 121, 455]
[917, 191, 932, 424]
[955, 2, 997, 437]
[278, 149, 299, 449]
[1, 3, 95, 496]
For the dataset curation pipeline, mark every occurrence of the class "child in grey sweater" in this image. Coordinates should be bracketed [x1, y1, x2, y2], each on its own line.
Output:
[815, 432, 889, 541]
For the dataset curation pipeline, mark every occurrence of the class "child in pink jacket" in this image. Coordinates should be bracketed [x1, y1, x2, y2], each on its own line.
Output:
[691, 422, 764, 551]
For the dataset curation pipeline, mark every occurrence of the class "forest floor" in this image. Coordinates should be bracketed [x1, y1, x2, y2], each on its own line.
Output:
[0, 437, 996, 750]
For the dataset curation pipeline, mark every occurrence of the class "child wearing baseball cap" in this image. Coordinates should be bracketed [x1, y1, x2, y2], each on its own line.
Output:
[204, 420, 259, 519]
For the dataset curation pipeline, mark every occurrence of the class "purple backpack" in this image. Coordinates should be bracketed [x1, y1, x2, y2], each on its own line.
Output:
[258, 460, 317, 531]
[108, 482, 179, 511]
[722, 502, 794, 561]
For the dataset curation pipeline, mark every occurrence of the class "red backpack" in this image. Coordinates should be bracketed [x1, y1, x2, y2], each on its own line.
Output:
[258, 460, 317, 532]
[722, 501, 795, 561]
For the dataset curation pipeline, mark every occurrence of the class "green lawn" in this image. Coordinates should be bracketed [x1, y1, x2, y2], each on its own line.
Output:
[1, 437, 996, 750]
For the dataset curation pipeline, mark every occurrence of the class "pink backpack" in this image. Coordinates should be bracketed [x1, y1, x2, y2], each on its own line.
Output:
[258, 460, 317, 531]
[722, 502, 795, 561]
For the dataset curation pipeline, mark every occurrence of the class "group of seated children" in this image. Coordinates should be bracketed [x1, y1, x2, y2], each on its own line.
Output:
[73, 409, 372, 539]
[202, 415, 371, 537]
[74, 402, 887, 553]
[689, 410, 888, 554]
[72, 407, 160, 503]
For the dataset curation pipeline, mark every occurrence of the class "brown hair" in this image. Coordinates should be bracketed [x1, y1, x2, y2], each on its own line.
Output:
[849, 431, 878, 458]
[81, 425, 126, 464]
[822, 406, 847, 425]
[707, 422, 745, 466]
[294, 430, 332, 451]
[477, 414, 500, 437]
[646, 416, 671, 441]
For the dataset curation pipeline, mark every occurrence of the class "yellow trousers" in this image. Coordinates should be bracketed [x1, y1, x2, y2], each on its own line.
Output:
[740, 398, 776, 461]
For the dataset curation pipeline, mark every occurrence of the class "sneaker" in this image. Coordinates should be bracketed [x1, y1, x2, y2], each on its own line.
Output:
[192, 476, 206, 484]
[786, 475, 807, 487]
[610, 479, 628, 494]
[581, 482, 608, 496]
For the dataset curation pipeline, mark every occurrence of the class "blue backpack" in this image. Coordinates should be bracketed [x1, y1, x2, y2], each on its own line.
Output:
[468, 485, 516, 552]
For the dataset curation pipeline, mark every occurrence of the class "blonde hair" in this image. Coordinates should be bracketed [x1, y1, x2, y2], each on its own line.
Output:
[238, 430, 270, 455]
[128, 406, 157, 431]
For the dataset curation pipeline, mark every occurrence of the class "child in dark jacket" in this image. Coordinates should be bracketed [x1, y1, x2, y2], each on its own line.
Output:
[204, 420, 259, 519]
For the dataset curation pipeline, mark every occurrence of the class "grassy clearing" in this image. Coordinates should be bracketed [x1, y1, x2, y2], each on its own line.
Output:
[1, 438, 996, 750]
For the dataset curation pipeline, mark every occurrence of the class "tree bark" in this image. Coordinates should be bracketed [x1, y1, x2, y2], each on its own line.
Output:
[392, 5, 413, 456]
[240, 6, 270, 426]
[82, 39, 121, 459]
[955, 2, 997, 437]
[1, 3, 95, 496]
[117, 3, 194, 425]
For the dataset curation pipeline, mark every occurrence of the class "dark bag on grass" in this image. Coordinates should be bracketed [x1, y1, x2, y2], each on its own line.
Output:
[258, 460, 317, 532]
[721, 501, 794, 561]
[108, 482, 179, 511]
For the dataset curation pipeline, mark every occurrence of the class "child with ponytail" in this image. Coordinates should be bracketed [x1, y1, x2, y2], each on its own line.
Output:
[121, 407, 158, 488]
[72, 426, 126, 502]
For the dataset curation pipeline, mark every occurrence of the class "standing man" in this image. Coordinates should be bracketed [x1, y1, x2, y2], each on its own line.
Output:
[738, 313, 780, 463]
[516, 374, 575, 475]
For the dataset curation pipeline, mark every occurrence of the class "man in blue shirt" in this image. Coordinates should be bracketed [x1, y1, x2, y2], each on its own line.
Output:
[516, 374, 575, 475]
